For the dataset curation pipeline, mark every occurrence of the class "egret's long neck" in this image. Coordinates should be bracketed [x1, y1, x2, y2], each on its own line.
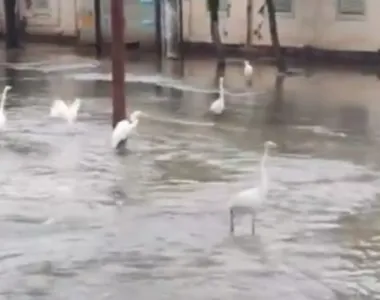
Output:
[69, 100, 79, 113]
[0, 89, 9, 112]
[131, 118, 139, 128]
[260, 147, 269, 194]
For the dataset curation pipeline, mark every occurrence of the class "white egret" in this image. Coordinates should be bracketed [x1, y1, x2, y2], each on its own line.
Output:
[111, 110, 143, 149]
[244, 60, 253, 79]
[228, 140, 277, 235]
[209, 77, 225, 115]
[50, 98, 81, 124]
[0, 85, 12, 130]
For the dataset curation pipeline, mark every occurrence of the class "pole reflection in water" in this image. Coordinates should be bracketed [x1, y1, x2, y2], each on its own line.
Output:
[338, 104, 368, 137]
[266, 74, 285, 125]
[91, 80, 109, 98]
[5, 51, 17, 88]
[163, 58, 185, 112]
[155, 58, 163, 98]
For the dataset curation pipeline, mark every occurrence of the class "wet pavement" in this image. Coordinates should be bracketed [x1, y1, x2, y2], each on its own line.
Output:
[0, 44, 380, 299]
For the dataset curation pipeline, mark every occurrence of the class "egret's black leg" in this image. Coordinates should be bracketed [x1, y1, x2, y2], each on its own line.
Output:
[115, 139, 128, 155]
[251, 214, 255, 235]
[229, 209, 234, 234]
[116, 139, 127, 150]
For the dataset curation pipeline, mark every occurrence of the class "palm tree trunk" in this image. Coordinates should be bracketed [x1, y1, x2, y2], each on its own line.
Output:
[266, 0, 286, 72]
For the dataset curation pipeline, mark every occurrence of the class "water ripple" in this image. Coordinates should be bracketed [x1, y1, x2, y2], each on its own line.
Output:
[0, 54, 380, 299]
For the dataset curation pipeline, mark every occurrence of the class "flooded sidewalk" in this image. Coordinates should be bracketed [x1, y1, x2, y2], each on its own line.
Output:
[0, 43, 380, 299]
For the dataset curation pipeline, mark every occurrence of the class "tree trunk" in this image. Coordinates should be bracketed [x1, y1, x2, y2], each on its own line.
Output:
[4, 0, 19, 49]
[111, 0, 126, 128]
[266, 0, 286, 73]
[246, 0, 253, 47]
[155, 0, 162, 57]
[94, 0, 103, 57]
[207, 0, 224, 62]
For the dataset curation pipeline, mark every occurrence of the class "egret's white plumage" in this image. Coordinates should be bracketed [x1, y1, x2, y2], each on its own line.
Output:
[50, 98, 81, 124]
[228, 140, 277, 234]
[244, 60, 253, 78]
[111, 110, 142, 149]
[0, 85, 12, 130]
[209, 77, 225, 115]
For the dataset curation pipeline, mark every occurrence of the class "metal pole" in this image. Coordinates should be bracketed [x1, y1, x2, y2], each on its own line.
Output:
[111, 0, 126, 128]
[94, 0, 103, 57]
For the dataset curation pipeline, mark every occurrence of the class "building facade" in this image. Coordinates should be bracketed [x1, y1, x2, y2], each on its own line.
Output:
[0, 0, 375, 56]
[0, 0, 159, 46]
[0, 0, 78, 39]
[183, 0, 378, 53]
[78, 0, 157, 46]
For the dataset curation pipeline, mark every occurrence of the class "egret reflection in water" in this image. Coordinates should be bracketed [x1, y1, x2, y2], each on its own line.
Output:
[0, 85, 12, 130]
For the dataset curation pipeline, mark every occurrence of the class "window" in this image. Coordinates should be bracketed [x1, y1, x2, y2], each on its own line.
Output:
[30, 0, 52, 17]
[337, 0, 365, 16]
[274, 0, 292, 13]
[206, 0, 229, 12]
[33, 0, 49, 10]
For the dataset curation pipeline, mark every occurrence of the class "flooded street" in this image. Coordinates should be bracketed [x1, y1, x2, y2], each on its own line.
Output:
[1, 44, 380, 299]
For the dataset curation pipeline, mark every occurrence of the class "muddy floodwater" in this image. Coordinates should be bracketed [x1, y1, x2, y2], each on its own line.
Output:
[0, 45, 380, 299]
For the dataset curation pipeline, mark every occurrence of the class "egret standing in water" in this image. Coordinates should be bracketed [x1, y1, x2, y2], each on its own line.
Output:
[209, 77, 225, 115]
[50, 98, 81, 124]
[111, 110, 143, 149]
[244, 60, 253, 78]
[228, 140, 277, 235]
[0, 85, 12, 130]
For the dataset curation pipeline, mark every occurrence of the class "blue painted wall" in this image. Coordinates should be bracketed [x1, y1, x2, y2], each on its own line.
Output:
[78, 0, 156, 44]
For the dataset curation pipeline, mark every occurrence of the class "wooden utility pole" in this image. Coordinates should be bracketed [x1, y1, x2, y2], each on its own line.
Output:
[111, 0, 126, 128]
[4, 0, 19, 49]
[266, 0, 286, 73]
[94, 0, 103, 57]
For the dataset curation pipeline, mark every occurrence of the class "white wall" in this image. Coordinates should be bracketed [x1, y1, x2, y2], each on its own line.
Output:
[0, 0, 78, 37]
[184, 0, 380, 52]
